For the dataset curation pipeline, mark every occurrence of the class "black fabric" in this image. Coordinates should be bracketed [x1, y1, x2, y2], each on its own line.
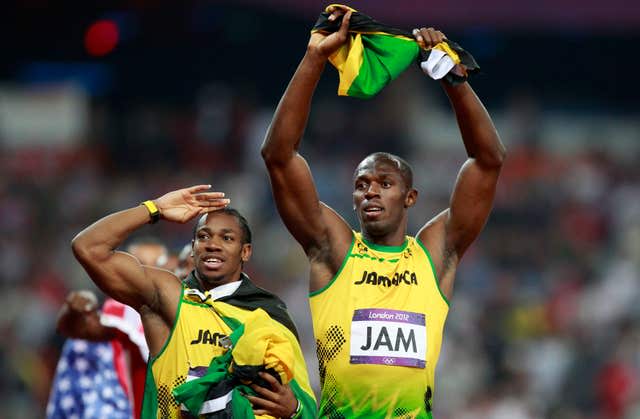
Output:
[183, 272, 299, 340]
[181, 378, 237, 419]
[313, 9, 411, 37]
[232, 365, 282, 386]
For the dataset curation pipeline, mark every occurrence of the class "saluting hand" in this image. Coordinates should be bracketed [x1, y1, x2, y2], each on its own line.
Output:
[154, 185, 229, 224]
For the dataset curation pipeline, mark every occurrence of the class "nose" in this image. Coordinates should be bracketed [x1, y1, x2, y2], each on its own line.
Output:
[365, 182, 381, 199]
[203, 237, 223, 251]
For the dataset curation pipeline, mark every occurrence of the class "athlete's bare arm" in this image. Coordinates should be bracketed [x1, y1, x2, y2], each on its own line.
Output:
[261, 7, 354, 291]
[416, 28, 506, 299]
[56, 290, 115, 341]
[71, 186, 228, 324]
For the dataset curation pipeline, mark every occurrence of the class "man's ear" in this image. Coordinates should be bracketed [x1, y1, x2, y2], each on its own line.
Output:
[241, 244, 252, 263]
[404, 188, 418, 208]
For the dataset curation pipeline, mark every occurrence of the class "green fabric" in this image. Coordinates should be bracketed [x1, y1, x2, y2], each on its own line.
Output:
[346, 34, 419, 98]
[140, 364, 159, 419]
[172, 314, 317, 418]
[173, 354, 230, 415]
[289, 379, 317, 419]
[172, 324, 245, 416]
[231, 388, 255, 416]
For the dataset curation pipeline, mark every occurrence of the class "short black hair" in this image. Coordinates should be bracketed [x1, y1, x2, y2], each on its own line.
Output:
[355, 152, 414, 189]
[192, 207, 252, 244]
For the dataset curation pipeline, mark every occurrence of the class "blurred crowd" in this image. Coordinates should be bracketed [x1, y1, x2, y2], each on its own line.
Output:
[1, 65, 639, 419]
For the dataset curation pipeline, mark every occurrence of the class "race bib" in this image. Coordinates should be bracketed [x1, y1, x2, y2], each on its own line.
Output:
[350, 308, 426, 368]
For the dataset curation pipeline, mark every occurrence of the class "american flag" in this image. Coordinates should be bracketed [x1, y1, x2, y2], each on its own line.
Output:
[46, 299, 148, 419]
[45, 339, 132, 419]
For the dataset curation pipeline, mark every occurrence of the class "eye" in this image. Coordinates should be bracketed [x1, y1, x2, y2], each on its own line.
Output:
[197, 233, 209, 241]
[382, 181, 392, 188]
[223, 235, 233, 241]
[355, 182, 367, 191]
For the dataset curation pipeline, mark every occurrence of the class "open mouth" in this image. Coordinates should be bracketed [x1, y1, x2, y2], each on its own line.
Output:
[202, 256, 224, 270]
[363, 206, 384, 219]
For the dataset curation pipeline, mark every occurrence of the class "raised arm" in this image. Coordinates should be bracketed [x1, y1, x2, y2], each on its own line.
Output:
[261, 9, 353, 269]
[443, 80, 506, 248]
[416, 29, 506, 297]
[71, 185, 228, 313]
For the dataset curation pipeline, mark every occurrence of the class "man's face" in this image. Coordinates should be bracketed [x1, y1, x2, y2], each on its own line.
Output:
[352, 157, 416, 237]
[192, 212, 251, 287]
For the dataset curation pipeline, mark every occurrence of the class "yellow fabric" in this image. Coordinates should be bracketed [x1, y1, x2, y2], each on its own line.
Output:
[433, 42, 461, 65]
[146, 289, 314, 418]
[230, 308, 295, 385]
[325, 3, 357, 12]
[309, 232, 449, 417]
[147, 292, 232, 418]
[329, 33, 365, 96]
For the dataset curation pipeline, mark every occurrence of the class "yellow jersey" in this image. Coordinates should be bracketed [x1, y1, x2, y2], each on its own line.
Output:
[142, 281, 315, 418]
[310, 232, 449, 419]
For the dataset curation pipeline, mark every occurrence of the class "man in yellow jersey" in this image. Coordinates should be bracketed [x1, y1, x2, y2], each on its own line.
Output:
[71, 185, 316, 418]
[261, 6, 506, 419]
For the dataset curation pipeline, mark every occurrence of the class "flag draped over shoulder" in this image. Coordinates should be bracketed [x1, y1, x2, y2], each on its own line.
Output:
[172, 273, 316, 418]
[312, 4, 480, 98]
[183, 272, 299, 340]
[173, 309, 315, 418]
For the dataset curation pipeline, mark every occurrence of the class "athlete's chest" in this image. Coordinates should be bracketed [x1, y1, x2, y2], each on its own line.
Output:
[346, 247, 428, 298]
[177, 304, 234, 351]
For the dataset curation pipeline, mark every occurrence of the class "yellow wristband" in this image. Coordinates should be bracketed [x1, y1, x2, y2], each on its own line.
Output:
[141, 200, 160, 224]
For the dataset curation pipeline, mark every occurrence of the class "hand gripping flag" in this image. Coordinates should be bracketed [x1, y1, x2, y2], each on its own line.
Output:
[312, 4, 480, 98]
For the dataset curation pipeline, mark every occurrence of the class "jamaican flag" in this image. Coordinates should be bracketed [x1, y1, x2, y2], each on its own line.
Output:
[312, 4, 480, 98]
[173, 308, 315, 419]
[173, 273, 316, 418]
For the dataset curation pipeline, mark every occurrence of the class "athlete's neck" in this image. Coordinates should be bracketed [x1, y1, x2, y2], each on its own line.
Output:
[194, 270, 243, 291]
[361, 228, 407, 247]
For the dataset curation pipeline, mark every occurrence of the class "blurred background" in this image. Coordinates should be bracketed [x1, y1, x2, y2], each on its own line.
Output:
[1, 1, 639, 418]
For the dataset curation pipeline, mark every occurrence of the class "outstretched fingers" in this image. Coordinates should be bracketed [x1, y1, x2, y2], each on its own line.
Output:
[186, 185, 229, 209]
[187, 184, 214, 193]
[194, 193, 229, 211]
